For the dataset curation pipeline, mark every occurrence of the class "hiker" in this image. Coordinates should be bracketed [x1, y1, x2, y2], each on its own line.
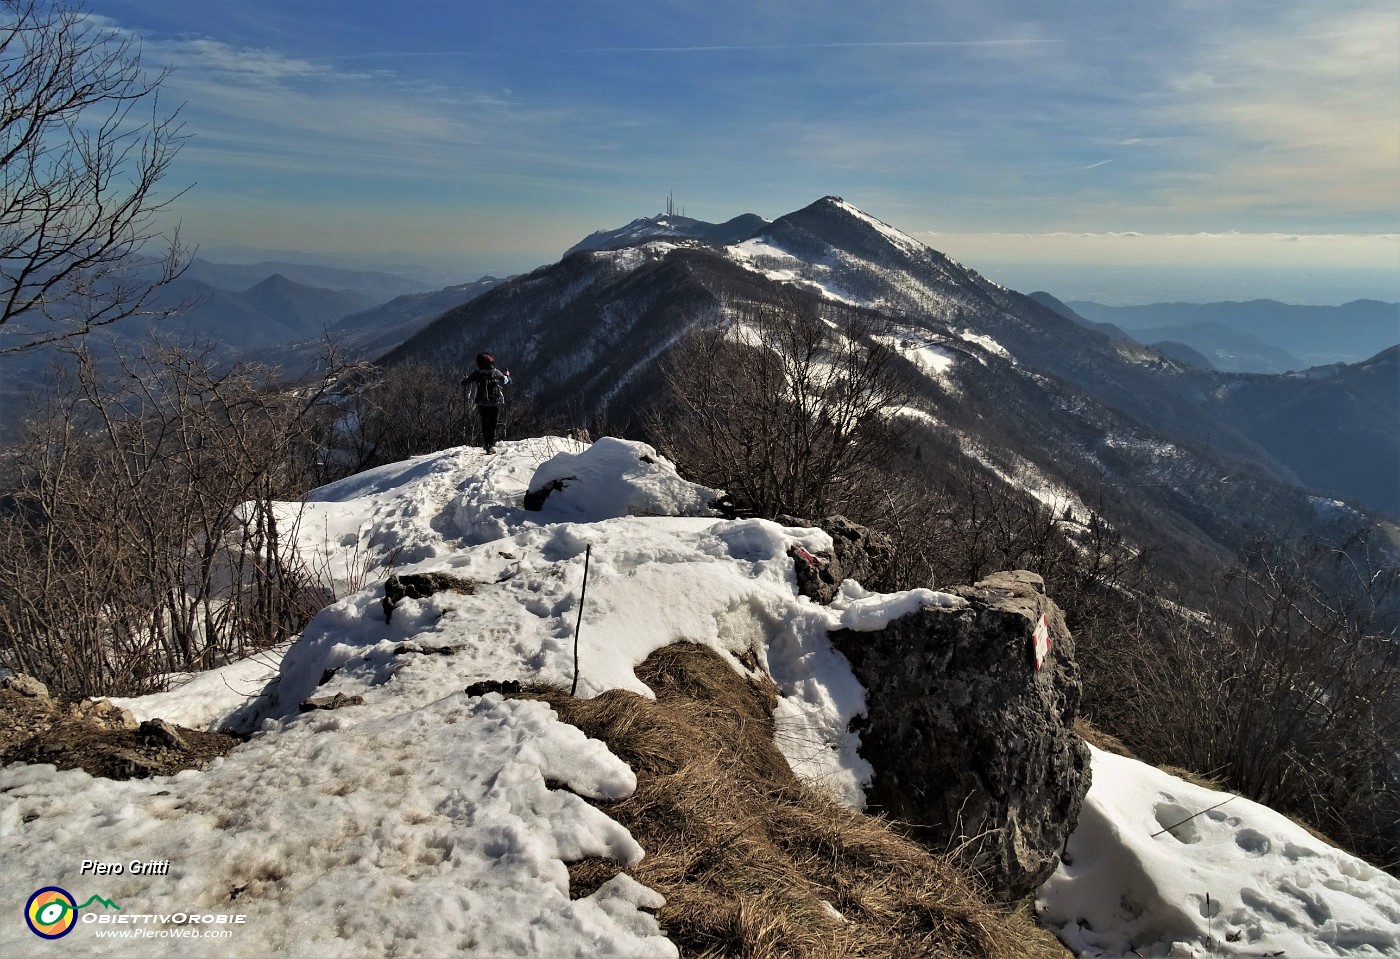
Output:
[461, 352, 511, 453]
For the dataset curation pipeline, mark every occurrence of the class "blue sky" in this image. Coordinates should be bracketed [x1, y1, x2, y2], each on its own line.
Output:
[96, 0, 1399, 302]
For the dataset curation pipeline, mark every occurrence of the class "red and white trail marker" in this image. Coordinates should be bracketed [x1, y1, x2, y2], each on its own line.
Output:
[1032, 614, 1051, 671]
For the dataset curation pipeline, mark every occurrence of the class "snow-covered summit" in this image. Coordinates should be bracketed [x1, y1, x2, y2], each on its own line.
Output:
[816, 195, 930, 257]
[565, 211, 768, 256]
[4, 436, 1397, 958]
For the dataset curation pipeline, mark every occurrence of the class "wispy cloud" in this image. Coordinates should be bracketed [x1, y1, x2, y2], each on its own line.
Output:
[560, 38, 1062, 54]
[1157, 3, 1400, 214]
[912, 229, 1400, 272]
[334, 37, 1063, 59]
[95, 0, 1400, 288]
[141, 34, 634, 191]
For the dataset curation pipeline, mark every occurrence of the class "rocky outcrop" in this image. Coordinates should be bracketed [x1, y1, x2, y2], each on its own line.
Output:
[831, 570, 1090, 899]
[2, 674, 50, 699]
[782, 515, 893, 604]
[523, 477, 570, 511]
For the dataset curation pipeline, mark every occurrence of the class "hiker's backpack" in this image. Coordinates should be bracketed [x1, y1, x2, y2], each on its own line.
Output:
[473, 369, 507, 406]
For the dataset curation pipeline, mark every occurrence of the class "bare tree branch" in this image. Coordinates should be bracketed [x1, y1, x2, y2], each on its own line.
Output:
[1, 0, 190, 355]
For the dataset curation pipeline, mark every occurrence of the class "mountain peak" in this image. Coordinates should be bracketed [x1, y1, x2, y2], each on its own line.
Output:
[244, 272, 300, 295]
[761, 196, 929, 265]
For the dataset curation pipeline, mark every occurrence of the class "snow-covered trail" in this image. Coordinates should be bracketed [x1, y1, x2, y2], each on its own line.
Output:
[2, 438, 936, 957]
[1038, 746, 1400, 957]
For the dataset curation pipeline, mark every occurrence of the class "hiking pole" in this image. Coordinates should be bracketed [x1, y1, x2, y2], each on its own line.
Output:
[570, 545, 592, 696]
[501, 369, 511, 442]
[460, 379, 473, 448]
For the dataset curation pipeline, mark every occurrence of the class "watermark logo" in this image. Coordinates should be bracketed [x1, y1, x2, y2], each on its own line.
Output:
[24, 887, 121, 939]
[25, 887, 77, 939]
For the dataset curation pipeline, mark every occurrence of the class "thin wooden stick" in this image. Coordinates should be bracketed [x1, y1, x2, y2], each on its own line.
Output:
[570, 545, 592, 696]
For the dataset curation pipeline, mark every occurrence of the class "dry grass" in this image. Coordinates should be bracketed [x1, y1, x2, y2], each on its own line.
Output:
[1079, 715, 1236, 793]
[1072, 716, 1137, 760]
[527, 643, 1070, 959]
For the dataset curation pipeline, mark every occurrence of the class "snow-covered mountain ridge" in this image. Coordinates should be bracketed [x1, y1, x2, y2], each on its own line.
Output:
[4, 436, 1397, 957]
[384, 196, 1396, 571]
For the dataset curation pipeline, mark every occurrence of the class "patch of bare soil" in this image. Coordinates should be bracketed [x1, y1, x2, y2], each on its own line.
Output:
[0, 679, 243, 780]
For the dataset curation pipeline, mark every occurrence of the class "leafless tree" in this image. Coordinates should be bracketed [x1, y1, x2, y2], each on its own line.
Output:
[656, 296, 913, 520]
[304, 361, 472, 482]
[1, 0, 189, 354]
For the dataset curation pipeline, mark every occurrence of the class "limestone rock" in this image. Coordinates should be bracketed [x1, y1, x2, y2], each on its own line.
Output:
[2, 703, 240, 780]
[1, 674, 50, 699]
[299, 693, 367, 713]
[71, 699, 139, 731]
[138, 718, 189, 751]
[831, 569, 1090, 899]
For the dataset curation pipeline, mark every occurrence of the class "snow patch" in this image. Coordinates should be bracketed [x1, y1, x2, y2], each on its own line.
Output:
[954, 328, 1013, 363]
[827, 197, 927, 258]
[528, 436, 721, 522]
[828, 579, 964, 632]
[1038, 746, 1400, 958]
[893, 406, 941, 427]
[726, 238, 864, 305]
[875, 331, 958, 382]
[593, 241, 679, 272]
[1, 691, 672, 958]
[108, 645, 291, 731]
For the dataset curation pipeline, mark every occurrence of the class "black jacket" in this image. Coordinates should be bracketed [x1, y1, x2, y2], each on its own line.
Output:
[462, 367, 510, 407]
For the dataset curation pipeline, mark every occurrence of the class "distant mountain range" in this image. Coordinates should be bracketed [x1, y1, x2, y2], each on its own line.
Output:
[0, 261, 493, 432]
[1064, 298, 1398, 371]
[182, 258, 434, 304]
[1206, 346, 1400, 520]
[182, 273, 379, 345]
[319, 277, 507, 359]
[382, 197, 1400, 558]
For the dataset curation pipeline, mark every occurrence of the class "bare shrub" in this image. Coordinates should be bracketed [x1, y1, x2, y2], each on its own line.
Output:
[311, 360, 472, 479]
[308, 359, 563, 484]
[0, 341, 360, 696]
[1075, 534, 1400, 870]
